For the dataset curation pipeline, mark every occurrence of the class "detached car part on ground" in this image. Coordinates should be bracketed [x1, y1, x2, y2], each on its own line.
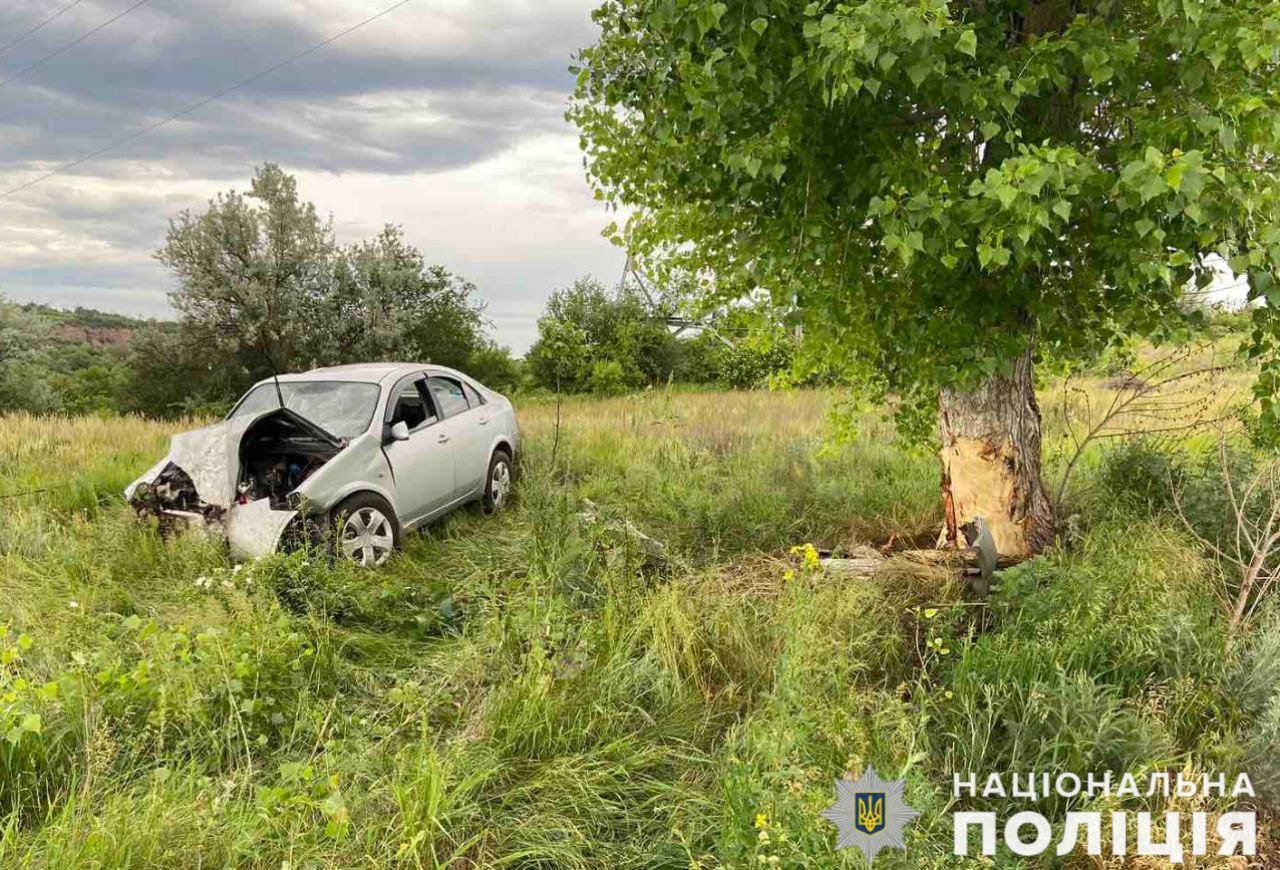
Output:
[127, 363, 519, 567]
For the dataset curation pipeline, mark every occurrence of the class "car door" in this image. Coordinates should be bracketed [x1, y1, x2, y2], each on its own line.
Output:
[381, 375, 456, 523]
[426, 374, 487, 498]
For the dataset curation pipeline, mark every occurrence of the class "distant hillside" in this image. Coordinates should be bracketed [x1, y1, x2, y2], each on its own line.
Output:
[19, 303, 152, 349]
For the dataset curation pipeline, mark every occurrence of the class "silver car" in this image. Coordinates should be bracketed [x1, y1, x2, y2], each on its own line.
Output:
[126, 363, 519, 566]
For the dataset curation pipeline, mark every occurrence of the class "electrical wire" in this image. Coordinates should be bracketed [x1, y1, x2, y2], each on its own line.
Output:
[0, 0, 416, 201]
[0, 0, 148, 89]
[0, 0, 89, 58]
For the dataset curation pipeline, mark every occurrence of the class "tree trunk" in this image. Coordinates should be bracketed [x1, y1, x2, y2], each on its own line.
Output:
[938, 347, 1054, 558]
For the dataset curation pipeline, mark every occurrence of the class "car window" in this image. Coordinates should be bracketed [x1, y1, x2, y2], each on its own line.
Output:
[389, 379, 436, 430]
[427, 376, 470, 418]
[229, 380, 379, 439]
[462, 381, 485, 406]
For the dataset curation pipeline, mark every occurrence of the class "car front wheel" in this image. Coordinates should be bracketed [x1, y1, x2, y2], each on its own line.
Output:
[482, 450, 513, 515]
[331, 492, 400, 567]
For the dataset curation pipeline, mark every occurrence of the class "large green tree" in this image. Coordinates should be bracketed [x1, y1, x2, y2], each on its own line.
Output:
[157, 163, 333, 376]
[526, 277, 681, 392]
[324, 225, 492, 371]
[572, 0, 1280, 555]
[152, 165, 515, 414]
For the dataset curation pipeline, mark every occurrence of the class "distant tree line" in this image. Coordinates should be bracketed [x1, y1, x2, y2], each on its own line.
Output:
[524, 276, 800, 394]
[1, 163, 1247, 417]
[0, 272, 802, 417]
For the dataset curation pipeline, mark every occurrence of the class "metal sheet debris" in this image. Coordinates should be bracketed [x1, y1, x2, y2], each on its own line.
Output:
[225, 498, 299, 561]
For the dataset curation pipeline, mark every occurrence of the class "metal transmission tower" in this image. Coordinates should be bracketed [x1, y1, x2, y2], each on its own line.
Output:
[617, 255, 739, 347]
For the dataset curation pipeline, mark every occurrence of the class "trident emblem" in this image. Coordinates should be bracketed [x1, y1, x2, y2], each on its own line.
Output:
[855, 793, 886, 835]
[821, 766, 918, 863]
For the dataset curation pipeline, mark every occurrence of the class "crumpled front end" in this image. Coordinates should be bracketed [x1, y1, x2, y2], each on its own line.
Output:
[224, 499, 301, 560]
[126, 419, 241, 533]
[126, 408, 343, 560]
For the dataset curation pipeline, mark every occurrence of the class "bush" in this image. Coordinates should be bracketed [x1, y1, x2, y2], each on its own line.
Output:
[1094, 437, 1184, 513]
[526, 277, 679, 393]
[935, 520, 1232, 813]
[586, 359, 630, 395]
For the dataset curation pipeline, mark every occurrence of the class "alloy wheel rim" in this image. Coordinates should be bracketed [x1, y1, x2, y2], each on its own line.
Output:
[491, 461, 511, 508]
[340, 507, 393, 567]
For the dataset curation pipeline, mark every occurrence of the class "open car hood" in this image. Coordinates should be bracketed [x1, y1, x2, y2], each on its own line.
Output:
[127, 407, 342, 509]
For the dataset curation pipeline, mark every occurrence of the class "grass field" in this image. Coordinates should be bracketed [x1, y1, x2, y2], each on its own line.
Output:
[0, 376, 1276, 867]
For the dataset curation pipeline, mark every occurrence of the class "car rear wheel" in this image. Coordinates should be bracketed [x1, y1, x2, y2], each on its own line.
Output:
[482, 450, 513, 515]
[331, 493, 399, 567]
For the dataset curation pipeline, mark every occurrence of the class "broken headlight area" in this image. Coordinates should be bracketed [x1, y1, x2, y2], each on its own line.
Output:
[129, 463, 225, 531]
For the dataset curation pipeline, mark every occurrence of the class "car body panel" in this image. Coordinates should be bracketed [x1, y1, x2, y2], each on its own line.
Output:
[225, 499, 299, 561]
[291, 432, 394, 512]
[447, 405, 491, 496]
[126, 362, 518, 562]
[382, 418, 457, 521]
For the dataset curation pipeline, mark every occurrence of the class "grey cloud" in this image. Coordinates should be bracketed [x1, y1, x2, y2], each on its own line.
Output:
[0, 0, 593, 178]
[0, 0, 613, 351]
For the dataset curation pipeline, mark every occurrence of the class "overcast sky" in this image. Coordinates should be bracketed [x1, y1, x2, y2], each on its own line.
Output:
[0, 1, 1251, 358]
[0, 0, 621, 353]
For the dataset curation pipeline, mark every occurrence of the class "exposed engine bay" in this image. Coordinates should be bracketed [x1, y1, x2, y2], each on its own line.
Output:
[127, 408, 346, 535]
[236, 413, 342, 508]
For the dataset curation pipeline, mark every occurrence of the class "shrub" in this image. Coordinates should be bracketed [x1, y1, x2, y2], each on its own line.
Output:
[935, 520, 1232, 814]
[586, 359, 630, 396]
[1094, 437, 1184, 513]
[526, 277, 678, 393]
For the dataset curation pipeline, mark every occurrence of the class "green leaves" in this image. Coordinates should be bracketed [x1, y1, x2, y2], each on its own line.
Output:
[977, 239, 1011, 270]
[697, 1, 728, 36]
[1082, 48, 1114, 84]
[5, 713, 41, 746]
[573, 0, 1280, 408]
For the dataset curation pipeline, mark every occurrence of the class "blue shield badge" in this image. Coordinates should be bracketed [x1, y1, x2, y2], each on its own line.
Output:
[854, 793, 885, 835]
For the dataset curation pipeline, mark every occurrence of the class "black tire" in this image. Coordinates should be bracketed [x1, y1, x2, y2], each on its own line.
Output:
[330, 492, 401, 567]
[482, 449, 513, 515]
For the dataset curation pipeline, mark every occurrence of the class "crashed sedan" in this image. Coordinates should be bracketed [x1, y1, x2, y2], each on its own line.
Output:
[126, 363, 519, 567]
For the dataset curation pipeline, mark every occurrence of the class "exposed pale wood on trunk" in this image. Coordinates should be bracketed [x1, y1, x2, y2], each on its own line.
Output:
[937, 347, 1054, 558]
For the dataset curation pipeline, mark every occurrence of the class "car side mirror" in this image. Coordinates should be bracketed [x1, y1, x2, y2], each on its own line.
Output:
[387, 420, 411, 442]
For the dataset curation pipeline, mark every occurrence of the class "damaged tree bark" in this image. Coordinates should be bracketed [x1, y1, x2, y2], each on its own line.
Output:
[938, 346, 1054, 559]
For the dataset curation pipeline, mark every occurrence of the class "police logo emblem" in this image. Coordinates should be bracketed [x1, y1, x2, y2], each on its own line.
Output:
[821, 766, 918, 864]
[854, 792, 885, 835]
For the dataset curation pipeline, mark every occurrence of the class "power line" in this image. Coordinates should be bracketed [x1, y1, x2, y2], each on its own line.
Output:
[0, 0, 89, 58]
[0, 0, 416, 202]
[1211, 279, 1249, 294]
[0, 0, 148, 90]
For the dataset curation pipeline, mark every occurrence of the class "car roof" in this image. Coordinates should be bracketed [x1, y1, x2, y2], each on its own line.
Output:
[254, 363, 476, 388]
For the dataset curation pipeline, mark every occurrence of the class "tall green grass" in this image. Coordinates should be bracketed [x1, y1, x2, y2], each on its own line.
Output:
[0, 388, 1270, 867]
